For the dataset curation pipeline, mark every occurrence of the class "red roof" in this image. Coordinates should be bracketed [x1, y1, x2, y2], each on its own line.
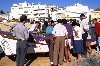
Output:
[94, 8, 100, 11]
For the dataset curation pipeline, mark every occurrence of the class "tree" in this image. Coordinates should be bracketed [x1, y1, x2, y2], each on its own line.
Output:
[0, 10, 5, 14]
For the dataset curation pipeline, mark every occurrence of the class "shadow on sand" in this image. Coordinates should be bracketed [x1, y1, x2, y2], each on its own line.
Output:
[6, 53, 49, 66]
[0, 52, 5, 60]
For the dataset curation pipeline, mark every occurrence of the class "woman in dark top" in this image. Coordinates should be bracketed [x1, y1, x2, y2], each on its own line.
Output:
[62, 19, 72, 62]
[42, 21, 48, 32]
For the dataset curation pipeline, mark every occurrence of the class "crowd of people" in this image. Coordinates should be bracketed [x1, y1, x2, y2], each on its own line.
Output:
[13, 14, 100, 66]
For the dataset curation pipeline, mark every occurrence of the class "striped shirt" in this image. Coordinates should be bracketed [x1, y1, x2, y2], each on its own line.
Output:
[13, 23, 29, 40]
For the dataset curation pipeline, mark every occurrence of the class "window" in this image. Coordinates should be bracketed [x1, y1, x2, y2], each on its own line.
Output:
[24, 11, 28, 13]
[34, 14, 37, 16]
[14, 6, 17, 7]
[24, 7, 31, 8]
[41, 9, 45, 10]
[19, 8, 23, 9]
[12, 8, 14, 9]
[34, 10, 38, 11]
[67, 15, 69, 17]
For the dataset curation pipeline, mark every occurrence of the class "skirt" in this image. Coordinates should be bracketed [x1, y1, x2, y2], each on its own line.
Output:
[73, 40, 83, 53]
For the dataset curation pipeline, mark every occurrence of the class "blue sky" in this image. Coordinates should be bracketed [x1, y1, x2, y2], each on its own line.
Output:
[0, 0, 100, 13]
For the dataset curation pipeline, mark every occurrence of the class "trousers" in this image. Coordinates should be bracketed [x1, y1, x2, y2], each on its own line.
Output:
[96, 37, 100, 52]
[82, 33, 88, 58]
[16, 40, 28, 66]
[53, 36, 65, 65]
[46, 34, 54, 62]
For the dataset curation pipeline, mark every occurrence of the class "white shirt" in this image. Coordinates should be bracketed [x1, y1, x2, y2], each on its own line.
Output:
[80, 19, 89, 34]
[3, 20, 7, 23]
[28, 24, 36, 31]
[73, 26, 82, 40]
[52, 23, 68, 36]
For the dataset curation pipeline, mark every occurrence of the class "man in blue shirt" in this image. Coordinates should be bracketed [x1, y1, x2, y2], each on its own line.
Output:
[45, 20, 54, 66]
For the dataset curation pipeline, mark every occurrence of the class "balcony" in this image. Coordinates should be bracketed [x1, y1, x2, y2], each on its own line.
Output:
[34, 14, 48, 18]
[33, 10, 48, 14]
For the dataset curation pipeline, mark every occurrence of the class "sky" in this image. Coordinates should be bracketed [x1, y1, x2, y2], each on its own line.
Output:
[0, 0, 100, 13]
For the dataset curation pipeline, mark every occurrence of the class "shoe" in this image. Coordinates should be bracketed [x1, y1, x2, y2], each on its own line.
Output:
[54, 65, 58, 66]
[50, 64, 54, 66]
[98, 52, 100, 54]
[59, 64, 62, 66]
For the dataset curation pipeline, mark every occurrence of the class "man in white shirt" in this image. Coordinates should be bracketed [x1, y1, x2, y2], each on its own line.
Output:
[52, 19, 68, 66]
[80, 14, 89, 58]
[28, 21, 40, 33]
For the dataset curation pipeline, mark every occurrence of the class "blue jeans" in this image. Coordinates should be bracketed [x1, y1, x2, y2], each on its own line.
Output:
[16, 40, 28, 66]
[96, 37, 100, 52]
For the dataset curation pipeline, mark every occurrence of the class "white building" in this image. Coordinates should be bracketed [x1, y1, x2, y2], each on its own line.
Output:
[10, 2, 92, 22]
[50, 3, 91, 21]
[91, 9, 100, 22]
[33, 4, 49, 20]
[0, 14, 9, 20]
[51, 8, 66, 21]
[10, 1, 49, 21]
[65, 3, 90, 21]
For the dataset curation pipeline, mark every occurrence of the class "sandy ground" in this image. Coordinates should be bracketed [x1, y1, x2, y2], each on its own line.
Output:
[0, 49, 100, 66]
[0, 22, 32, 32]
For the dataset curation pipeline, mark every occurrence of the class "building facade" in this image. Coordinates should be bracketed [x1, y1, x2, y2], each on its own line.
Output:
[10, 1, 49, 21]
[10, 2, 100, 22]
[90, 9, 100, 22]
[65, 3, 90, 21]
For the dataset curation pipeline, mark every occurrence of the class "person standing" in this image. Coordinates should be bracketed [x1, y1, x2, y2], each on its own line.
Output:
[86, 22, 92, 55]
[13, 15, 29, 66]
[45, 20, 54, 66]
[52, 19, 68, 66]
[79, 14, 89, 58]
[62, 19, 72, 62]
[72, 22, 84, 61]
[95, 19, 100, 53]
[42, 21, 48, 33]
